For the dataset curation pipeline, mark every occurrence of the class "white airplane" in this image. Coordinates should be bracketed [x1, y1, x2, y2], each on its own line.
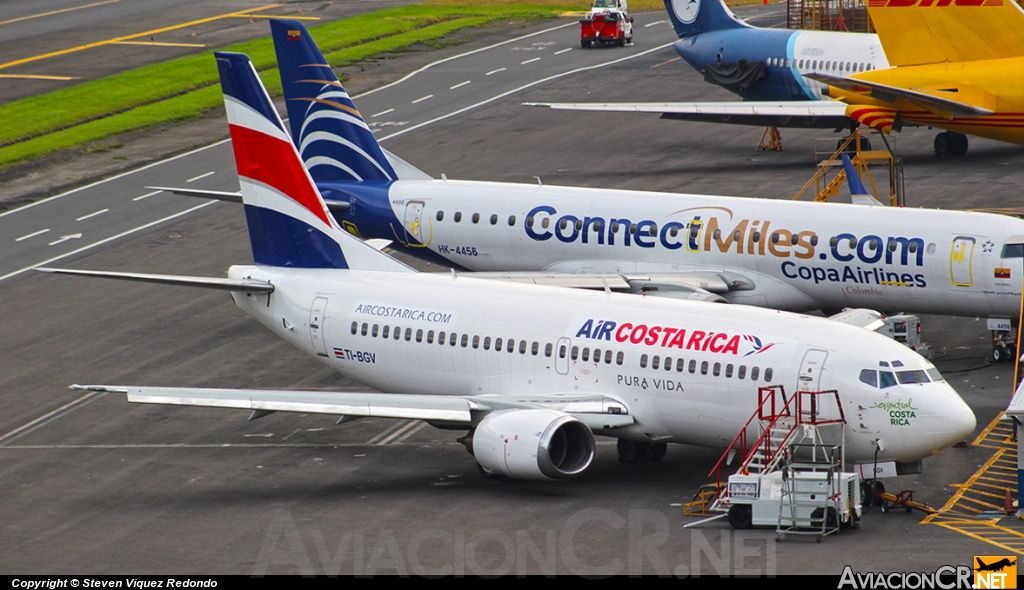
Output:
[161, 19, 1024, 350]
[46, 51, 974, 482]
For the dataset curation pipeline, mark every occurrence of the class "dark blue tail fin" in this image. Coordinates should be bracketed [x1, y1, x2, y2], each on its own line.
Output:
[664, 0, 749, 38]
[270, 19, 397, 183]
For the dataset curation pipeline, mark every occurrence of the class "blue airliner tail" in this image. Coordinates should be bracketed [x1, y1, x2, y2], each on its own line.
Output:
[269, 19, 397, 183]
[842, 154, 869, 197]
[664, 0, 749, 38]
[216, 51, 411, 272]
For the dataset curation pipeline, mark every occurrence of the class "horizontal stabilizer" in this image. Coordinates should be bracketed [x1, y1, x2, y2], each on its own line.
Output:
[810, 73, 993, 119]
[36, 268, 274, 293]
[526, 100, 851, 128]
[149, 186, 351, 213]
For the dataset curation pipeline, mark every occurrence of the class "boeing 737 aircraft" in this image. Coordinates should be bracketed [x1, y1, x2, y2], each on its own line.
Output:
[527, 0, 885, 131]
[47, 51, 974, 482]
[166, 19, 1024, 332]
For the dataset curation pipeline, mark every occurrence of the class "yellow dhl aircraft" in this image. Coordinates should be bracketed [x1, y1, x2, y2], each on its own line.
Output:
[811, 0, 1024, 156]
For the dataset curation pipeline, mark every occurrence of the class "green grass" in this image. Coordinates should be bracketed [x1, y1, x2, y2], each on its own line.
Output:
[0, 2, 577, 169]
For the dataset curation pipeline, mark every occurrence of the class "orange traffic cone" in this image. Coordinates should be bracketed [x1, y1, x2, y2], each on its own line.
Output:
[1005, 489, 1015, 513]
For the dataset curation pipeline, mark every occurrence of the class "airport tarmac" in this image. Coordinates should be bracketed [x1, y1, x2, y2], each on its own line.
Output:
[1, 5, 1023, 575]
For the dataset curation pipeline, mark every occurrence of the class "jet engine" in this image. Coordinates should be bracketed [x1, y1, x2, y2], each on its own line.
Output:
[468, 409, 595, 480]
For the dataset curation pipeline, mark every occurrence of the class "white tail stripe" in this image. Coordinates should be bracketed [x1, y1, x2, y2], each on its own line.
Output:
[304, 155, 364, 181]
[299, 130, 392, 179]
[298, 108, 372, 139]
[224, 96, 291, 144]
[240, 178, 342, 235]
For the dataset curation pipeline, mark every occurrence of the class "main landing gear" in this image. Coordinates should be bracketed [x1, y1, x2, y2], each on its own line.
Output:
[617, 439, 668, 463]
[934, 131, 969, 156]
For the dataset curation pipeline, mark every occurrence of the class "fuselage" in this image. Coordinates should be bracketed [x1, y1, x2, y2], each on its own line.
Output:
[675, 28, 888, 101]
[229, 264, 975, 466]
[327, 178, 1024, 319]
[835, 57, 1024, 145]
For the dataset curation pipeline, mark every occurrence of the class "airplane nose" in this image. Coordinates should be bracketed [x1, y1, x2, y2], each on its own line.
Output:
[921, 386, 976, 452]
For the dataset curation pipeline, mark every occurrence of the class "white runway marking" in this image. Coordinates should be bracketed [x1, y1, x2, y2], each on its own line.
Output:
[645, 19, 669, 27]
[76, 208, 108, 221]
[366, 420, 409, 445]
[521, 57, 541, 65]
[47, 233, 81, 246]
[0, 390, 108, 447]
[371, 108, 394, 117]
[485, 67, 506, 76]
[15, 228, 49, 242]
[186, 171, 215, 183]
[377, 420, 422, 445]
[411, 94, 434, 104]
[554, 48, 572, 55]
[132, 190, 162, 201]
[449, 80, 470, 89]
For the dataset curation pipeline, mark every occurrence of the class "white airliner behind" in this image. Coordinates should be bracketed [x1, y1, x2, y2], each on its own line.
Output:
[49, 51, 974, 482]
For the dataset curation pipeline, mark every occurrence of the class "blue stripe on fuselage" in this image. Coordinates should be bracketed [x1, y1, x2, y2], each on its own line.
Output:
[673, 28, 815, 101]
[317, 180, 472, 271]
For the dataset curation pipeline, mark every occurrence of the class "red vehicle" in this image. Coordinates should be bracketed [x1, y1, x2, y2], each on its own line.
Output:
[580, 8, 633, 48]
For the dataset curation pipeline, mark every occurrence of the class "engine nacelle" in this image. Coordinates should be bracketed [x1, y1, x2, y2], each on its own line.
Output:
[472, 409, 595, 480]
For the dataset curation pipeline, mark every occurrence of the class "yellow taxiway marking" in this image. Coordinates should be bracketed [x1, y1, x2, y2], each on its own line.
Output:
[0, 3, 282, 71]
[0, 0, 121, 27]
[0, 74, 80, 80]
[228, 14, 321, 21]
[112, 41, 207, 48]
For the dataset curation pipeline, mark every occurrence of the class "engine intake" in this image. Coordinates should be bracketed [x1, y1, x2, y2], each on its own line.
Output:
[471, 409, 595, 480]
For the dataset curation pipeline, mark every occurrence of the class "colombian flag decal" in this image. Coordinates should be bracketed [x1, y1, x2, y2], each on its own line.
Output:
[288, 30, 301, 40]
[995, 268, 1011, 279]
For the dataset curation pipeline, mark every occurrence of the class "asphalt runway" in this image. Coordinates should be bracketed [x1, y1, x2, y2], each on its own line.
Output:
[1, 4, 1022, 575]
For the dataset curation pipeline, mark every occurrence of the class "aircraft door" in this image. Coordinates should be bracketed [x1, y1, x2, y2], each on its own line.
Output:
[555, 337, 570, 375]
[309, 296, 329, 357]
[404, 201, 426, 244]
[950, 236, 976, 287]
[797, 349, 828, 392]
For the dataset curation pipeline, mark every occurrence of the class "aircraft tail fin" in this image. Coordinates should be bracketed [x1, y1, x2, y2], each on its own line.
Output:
[867, 1, 1024, 66]
[215, 51, 412, 272]
[842, 154, 884, 206]
[270, 19, 398, 183]
[664, 0, 749, 38]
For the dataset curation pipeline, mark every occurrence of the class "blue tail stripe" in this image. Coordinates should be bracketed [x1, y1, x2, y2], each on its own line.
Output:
[841, 154, 870, 196]
[244, 205, 349, 268]
[270, 19, 396, 182]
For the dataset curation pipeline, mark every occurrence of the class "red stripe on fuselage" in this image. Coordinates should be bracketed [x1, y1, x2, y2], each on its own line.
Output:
[227, 123, 331, 227]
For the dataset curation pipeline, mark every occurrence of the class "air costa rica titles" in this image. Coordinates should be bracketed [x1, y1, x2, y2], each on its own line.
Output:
[524, 206, 928, 288]
[575, 318, 777, 357]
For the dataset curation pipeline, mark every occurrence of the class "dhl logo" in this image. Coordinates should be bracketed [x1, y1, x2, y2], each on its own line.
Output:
[868, 0, 1002, 6]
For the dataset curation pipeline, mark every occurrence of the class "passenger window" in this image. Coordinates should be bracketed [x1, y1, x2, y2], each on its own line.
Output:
[361, 323, 368, 336]
[616, 351, 624, 365]
[351, 322, 358, 335]
[542, 218, 550, 229]
[532, 342, 540, 356]
[449, 332, 457, 346]
[700, 361, 709, 375]
[571, 345, 579, 360]
[582, 348, 590, 362]
[664, 357, 672, 371]
[507, 339, 515, 353]
[461, 334, 468, 348]
[490, 214, 498, 225]
[427, 330, 434, 344]
[713, 363, 721, 377]
[383, 325, 391, 339]
[545, 343, 553, 357]
[508, 215, 516, 226]
[438, 331, 446, 345]
[472, 213, 480, 224]
[652, 356, 660, 370]
[879, 371, 897, 388]
[394, 326, 402, 340]
[593, 348, 601, 362]
[725, 364, 733, 378]
[859, 369, 877, 387]
[519, 340, 527, 354]
[738, 365, 747, 379]
[751, 367, 760, 381]
[677, 358, 684, 372]
[436, 211, 444, 221]
[473, 335, 480, 349]
[372, 324, 379, 337]
[454, 212, 462, 223]
[559, 345, 567, 359]
[495, 337, 503, 351]
[640, 354, 648, 369]
[526, 216, 534, 227]
[405, 328, 413, 342]
[416, 329, 423, 343]
[484, 336, 491, 350]
[689, 360, 697, 374]
[764, 368, 773, 382]
[605, 350, 613, 364]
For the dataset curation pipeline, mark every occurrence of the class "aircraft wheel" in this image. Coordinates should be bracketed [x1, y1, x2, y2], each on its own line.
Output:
[649, 442, 668, 462]
[993, 345, 1007, 363]
[951, 132, 969, 155]
[617, 438, 648, 463]
[934, 132, 951, 156]
[728, 505, 753, 530]
[935, 132, 967, 156]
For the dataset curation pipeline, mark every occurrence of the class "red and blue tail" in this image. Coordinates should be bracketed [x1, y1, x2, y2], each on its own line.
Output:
[216, 51, 411, 272]
[270, 20, 396, 183]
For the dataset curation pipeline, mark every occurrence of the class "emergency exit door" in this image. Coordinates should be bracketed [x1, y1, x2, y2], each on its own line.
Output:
[309, 297, 329, 357]
[950, 236, 976, 287]
[404, 201, 425, 244]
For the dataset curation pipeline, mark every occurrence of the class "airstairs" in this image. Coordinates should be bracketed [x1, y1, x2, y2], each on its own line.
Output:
[689, 387, 854, 538]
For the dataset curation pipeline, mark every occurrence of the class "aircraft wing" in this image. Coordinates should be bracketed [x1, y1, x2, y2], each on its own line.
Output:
[471, 270, 756, 302]
[808, 73, 993, 119]
[525, 100, 851, 129]
[70, 385, 635, 430]
[35, 268, 275, 292]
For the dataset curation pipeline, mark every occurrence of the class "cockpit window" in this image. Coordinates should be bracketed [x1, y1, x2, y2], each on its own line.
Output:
[879, 361, 890, 367]
[859, 369, 877, 387]
[1002, 243, 1024, 258]
[896, 370, 929, 384]
[891, 360, 904, 368]
[926, 367, 944, 382]
[879, 371, 897, 388]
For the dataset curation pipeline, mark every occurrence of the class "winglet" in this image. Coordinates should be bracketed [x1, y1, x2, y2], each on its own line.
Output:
[842, 154, 884, 206]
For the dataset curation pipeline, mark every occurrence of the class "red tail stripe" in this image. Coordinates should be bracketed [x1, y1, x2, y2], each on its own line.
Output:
[228, 123, 331, 227]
